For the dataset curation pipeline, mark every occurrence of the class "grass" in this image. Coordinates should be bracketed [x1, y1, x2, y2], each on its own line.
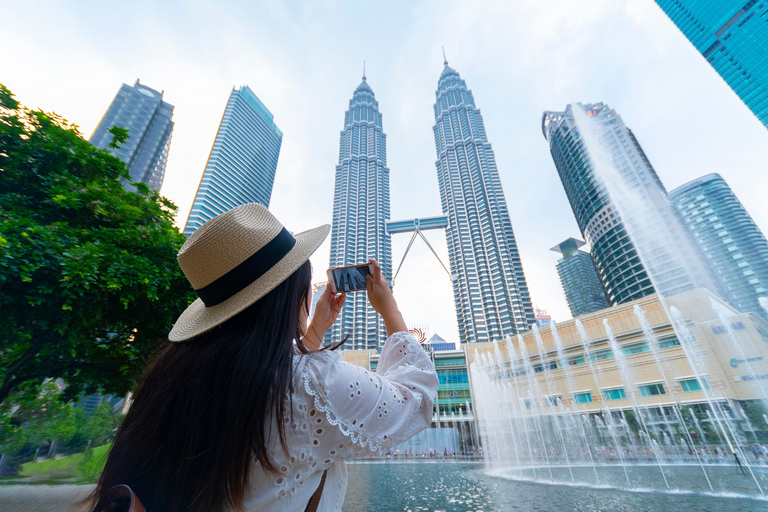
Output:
[16, 444, 111, 484]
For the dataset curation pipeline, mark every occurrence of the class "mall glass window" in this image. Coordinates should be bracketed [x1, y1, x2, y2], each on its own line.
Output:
[573, 392, 593, 404]
[658, 336, 680, 349]
[590, 349, 613, 362]
[680, 378, 710, 392]
[639, 383, 666, 397]
[623, 342, 650, 356]
[603, 388, 626, 401]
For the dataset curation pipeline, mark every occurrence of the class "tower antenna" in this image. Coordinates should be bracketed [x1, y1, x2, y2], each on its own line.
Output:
[363, 60, 366, 81]
[442, 46, 448, 66]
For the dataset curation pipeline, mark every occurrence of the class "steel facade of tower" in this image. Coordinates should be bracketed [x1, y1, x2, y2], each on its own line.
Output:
[433, 63, 535, 344]
[90, 80, 174, 192]
[184, 86, 282, 236]
[654, 0, 768, 129]
[542, 102, 715, 304]
[326, 77, 392, 350]
[551, 238, 609, 318]
[669, 174, 768, 319]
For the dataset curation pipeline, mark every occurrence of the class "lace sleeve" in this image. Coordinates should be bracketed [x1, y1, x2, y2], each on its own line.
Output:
[301, 332, 438, 461]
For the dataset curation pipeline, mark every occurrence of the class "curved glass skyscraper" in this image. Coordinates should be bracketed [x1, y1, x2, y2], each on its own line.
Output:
[433, 62, 535, 343]
[184, 86, 282, 236]
[543, 102, 716, 304]
[326, 75, 392, 350]
[670, 174, 768, 319]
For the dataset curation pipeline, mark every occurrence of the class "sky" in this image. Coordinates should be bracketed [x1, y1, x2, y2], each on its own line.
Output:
[3, 0, 767, 345]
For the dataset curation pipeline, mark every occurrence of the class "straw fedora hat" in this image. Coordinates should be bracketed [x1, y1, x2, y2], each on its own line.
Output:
[169, 203, 329, 342]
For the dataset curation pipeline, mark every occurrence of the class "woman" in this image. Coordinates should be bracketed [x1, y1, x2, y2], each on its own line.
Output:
[92, 203, 438, 511]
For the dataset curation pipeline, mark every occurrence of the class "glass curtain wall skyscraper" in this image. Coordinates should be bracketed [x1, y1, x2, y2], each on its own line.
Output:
[326, 75, 392, 350]
[184, 86, 282, 236]
[433, 62, 535, 343]
[653, 1, 768, 129]
[90, 80, 174, 192]
[542, 102, 716, 304]
[669, 173, 768, 319]
[550, 238, 609, 317]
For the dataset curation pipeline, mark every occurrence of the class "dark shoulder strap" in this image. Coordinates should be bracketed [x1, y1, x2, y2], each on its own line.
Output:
[304, 469, 328, 512]
[93, 484, 147, 512]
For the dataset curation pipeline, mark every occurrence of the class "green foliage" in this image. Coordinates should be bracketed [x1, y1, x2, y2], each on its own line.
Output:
[17, 443, 111, 483]
[77, 443, 111, 482]
[0, 84, 195, 406]
[0, 380, 123, 475]
[743, 401, 768, 430]
[623, 411, 641, 435]
[107, 125, 129, 150]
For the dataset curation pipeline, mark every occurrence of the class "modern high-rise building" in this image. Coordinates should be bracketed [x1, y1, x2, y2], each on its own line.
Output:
[90, 80, 174, 192]
[326, 74, 392, 350]
[542, 102, 716, 304]
[551, 238, 610, 318]
[433, 61, 535, 343]
[669, 173, 768, 319]
[653, 1, 768, 130]
[183, 86, 282, 236]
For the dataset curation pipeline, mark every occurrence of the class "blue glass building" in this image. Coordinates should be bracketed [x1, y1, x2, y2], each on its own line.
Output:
[326, 75, 392, 350]
[433, 61, 535, 344]
[183, 86, 282, 236]
[551, 238, 609, 318]
[669, 174, 768, 319]
[90, 80, 174, 192]
[654, 0, 768, 129]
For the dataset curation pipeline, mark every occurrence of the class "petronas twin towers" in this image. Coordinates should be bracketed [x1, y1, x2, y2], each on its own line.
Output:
[327, 61, 534, 349]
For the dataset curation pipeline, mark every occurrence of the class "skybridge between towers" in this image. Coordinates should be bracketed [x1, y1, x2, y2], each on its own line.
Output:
[385, 216, 455, 287]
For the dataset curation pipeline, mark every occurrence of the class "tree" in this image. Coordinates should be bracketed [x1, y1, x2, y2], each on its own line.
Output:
[0, 84, 195, 406]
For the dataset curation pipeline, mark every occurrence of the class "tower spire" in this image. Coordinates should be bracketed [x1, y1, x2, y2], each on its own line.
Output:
[363, 60, 366, 81]
[442, 46, 447, 66]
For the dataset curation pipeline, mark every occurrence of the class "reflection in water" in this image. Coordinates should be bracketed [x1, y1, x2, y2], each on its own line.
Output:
[343, 462, 768, 512]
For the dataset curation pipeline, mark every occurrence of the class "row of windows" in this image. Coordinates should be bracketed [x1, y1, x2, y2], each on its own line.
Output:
[569, 378, 709, 405]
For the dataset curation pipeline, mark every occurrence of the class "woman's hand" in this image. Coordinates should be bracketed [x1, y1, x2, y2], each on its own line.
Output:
[304, 285, 345, 351]
[366, 259, 407, 336]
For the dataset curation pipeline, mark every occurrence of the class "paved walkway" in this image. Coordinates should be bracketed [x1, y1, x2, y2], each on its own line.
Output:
[0, 484, 93, 512]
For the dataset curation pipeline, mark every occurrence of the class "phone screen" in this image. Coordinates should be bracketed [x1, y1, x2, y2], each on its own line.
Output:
[329, 264, 371, 292]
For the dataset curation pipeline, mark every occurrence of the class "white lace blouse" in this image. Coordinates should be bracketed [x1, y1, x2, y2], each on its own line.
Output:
[243, 331, 439, 511]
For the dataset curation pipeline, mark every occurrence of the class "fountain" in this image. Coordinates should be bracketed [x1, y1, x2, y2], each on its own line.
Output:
[469, 105, 768, 501]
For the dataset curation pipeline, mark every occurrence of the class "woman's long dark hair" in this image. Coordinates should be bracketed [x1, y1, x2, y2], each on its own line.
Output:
[92, 260, 315, 512]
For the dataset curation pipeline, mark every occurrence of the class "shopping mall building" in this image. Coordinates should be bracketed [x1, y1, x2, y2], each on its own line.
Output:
[340, 288, 768, 453]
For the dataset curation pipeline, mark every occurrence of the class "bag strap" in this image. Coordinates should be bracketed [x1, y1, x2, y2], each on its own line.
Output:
[304, 469, 328, 512]
[93, 484, 147, 512]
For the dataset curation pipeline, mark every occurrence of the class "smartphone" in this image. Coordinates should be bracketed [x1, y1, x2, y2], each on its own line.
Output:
[327, 263, 373, 293]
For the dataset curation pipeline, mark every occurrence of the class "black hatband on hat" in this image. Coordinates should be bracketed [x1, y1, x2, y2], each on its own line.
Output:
[195, 227, 297, 307]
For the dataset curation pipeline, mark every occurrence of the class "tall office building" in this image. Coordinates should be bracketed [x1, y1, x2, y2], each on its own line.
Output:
[183, 86, 282, 236]
[550, 238, 609, 318]
[670, 173, 768, 319]
[326, 74, 392, 350]
[90, 80, 174, 192]
[542, 102, 716, 304]
[654, 1, 768, 130]
[433, 61, 535, 344]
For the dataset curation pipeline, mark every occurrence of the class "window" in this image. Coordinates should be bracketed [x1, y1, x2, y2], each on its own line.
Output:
[623, 342, 650, 355]
[545, 395, 562, 407]
[680, 378, 710, 392]
[573, 391, 593, 404]
[658, 336, 680, 349]
[603, 388, 626, 401]
[639, 383, 666, 397]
